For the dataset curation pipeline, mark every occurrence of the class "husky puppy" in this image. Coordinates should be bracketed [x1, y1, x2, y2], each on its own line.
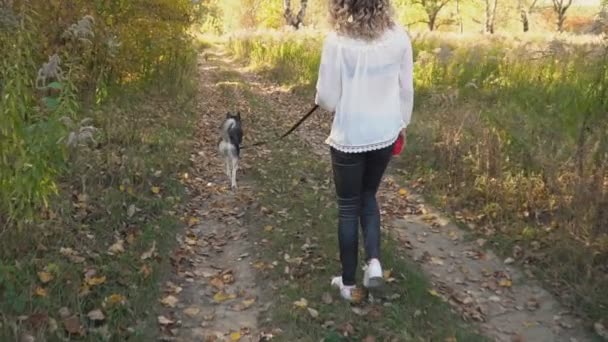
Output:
[218, 111, 243, 189]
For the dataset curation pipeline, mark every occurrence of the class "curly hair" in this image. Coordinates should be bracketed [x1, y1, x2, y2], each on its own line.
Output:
[329, 0, 395, 41]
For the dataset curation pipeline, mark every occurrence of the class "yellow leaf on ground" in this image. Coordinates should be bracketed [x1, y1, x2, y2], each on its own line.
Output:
[38, 271, 53, 284]
[293, 298, 308, 308]
[35, 286, 48, 297]
[422, 214, 435, 222]
[499, 279, 513, 287]
[399, 188, 408, 196]
[188, 217, 200, 227]
[86, 276, 106, 287]
[230, 332, 241, 341]
[242, 298, 256, 308]
[429, 289, 440, 297]
[104, 294, 126, 307]
[151, 186, 161, 194]
[213, 292, 236, 303]
[161, 295, 179, 308]
[264, 225, 273, 232]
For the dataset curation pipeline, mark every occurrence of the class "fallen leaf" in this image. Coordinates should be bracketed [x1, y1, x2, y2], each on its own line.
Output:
[213, 292, 236, 303]
[222, 271, 235, 284]
[127, 204, 136, 218]
[58, 307, 71, 319]
[188, 217, 200, 227]
[183, 307, 200, 317]
[430, 256, 445, 266]
[157, 315, 174, 326]
[351, 307, 367, 316]
[108, 240, 125, 254]
[103, 294, 126, 307]
[87, 309, 105, 322]
[140, 241, 157, 260]
[161, 295, 179, 308]
[151, 186, 161, 194]
[594, 321, 608, 339]
[504, 257, 515, 265]
[229, 332, 241, 341]
[209, 277, 224, 289]
[363, 336, 377, 342]
[293, 298, 308, 308]
[499, 279, 512, 288]
[48, 318, 58, 333]
[34, 287, 48, 297]
[350, 288, 365, 304]
[28, 312, 49, 330]
[38, 271, 53, 284]
[321, 292, 333, 304]
[339, 322, 355, 336]
[139, 264, 152, 279]
[444, 337, 457, 342]
[307, 308, 319, 318]
[428, 289, 440, 297]
[264, 225, 273, 232]
[87, 276, 106, 287]
[63, 316, 83, 336]
[235, 297, 257, 311]
[60, 247, 85, 263]
[399, 188, 408, 197]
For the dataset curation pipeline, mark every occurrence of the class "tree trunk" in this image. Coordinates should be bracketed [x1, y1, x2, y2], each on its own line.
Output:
[485, 0, 498, 34]
[521, 9, 530, 32]
[283, 0, 308, 29]
[428, 13, 437, 31]
[552, 0, 573, 32]
[456, 0, 463, 33]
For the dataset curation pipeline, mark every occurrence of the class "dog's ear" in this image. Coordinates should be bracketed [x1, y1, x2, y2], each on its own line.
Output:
[236, 111, 241, 120]
[226, 112, 231, 118]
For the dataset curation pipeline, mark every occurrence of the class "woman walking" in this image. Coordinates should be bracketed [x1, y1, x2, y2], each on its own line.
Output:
[315, 0, 414, 300]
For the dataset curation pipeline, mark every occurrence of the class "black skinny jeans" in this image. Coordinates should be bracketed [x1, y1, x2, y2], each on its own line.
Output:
[331, 143, 394, 286]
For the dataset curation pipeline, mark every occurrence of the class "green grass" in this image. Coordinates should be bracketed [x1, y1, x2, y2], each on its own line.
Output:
[210, 67, 486, 341]
[0, 75, 198, 341]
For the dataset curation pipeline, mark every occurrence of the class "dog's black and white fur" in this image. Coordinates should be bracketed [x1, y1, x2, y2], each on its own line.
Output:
[218, 111, 243, 189]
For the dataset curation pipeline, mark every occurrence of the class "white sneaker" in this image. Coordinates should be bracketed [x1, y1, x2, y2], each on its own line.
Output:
[331, 276, 356, 301]
[363, 259, 384, 288]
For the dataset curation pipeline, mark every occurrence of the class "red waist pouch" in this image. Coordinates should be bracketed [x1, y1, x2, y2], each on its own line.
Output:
[392, 134, 404, 156]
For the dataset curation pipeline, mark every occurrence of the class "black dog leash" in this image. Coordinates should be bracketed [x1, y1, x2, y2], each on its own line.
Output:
[242, 104, 319, 149]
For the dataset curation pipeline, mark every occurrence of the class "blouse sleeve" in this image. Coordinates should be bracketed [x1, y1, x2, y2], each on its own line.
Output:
[315, 36, 342, 113]
[398, 35, 414, 127]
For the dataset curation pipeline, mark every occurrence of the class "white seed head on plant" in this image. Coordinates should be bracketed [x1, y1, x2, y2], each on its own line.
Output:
[62, 15, 95, 44]
[36, 54, 64, 89]
[60, 117, 99, 148]
[106, 35, 121, 58]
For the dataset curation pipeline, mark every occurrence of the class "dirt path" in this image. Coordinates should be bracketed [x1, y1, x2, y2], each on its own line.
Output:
[156, 55, 267, 341]
[156, 46, 594, 341]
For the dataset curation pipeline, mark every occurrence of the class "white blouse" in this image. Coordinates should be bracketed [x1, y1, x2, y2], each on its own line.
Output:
[315, 26, 414, 153]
